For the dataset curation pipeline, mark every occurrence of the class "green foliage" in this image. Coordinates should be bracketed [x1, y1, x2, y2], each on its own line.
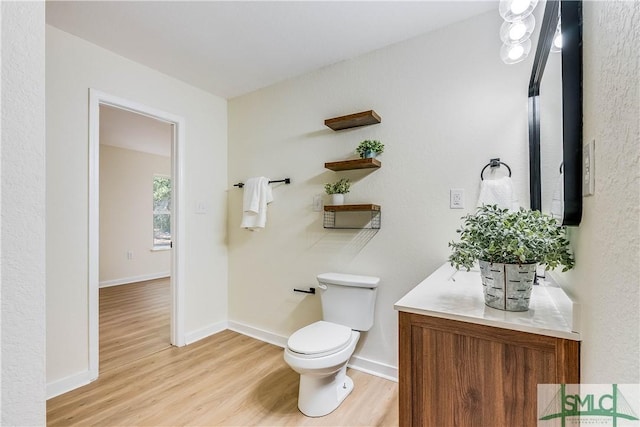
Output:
[324, 178, 351, 195]
[355, 140, 385, 157]
[153, 176, 171, 207]
[153, 176, 171, 245]
[448, 205, 575, 272]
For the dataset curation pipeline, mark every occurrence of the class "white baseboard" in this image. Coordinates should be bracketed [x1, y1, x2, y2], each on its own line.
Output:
[228, 321, 398, 382]
[99, 272, 170, 288]
[47, 370, 96, 400]
[48, 322, 397, 399]
[227, 320, 288, 348]
[348, 354, 398, 382]
[185, 321, 228, 345]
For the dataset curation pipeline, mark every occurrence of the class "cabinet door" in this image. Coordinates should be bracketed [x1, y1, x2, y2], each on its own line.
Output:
[399, 312, 579, 427]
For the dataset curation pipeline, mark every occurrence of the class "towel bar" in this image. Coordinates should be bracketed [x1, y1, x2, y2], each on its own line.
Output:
[480, 158, 512, 180]
[233, 178, 291, 189]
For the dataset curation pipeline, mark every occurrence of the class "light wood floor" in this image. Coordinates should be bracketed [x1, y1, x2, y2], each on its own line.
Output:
[47, 329, 399, 426]
[99, 278, 171, 373]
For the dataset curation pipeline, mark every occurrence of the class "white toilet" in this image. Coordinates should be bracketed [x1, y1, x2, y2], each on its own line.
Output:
[284, 272, 380, 417]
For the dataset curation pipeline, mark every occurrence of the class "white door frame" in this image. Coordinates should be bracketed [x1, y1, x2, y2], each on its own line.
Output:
[88, 89, 186, 380]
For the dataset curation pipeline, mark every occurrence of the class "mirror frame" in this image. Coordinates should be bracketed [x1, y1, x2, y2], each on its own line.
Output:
[528, 0, 583, 225]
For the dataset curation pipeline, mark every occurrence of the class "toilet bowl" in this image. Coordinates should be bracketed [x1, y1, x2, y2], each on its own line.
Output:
[284, 273, 380, 417]
[284, 321, 360, 417]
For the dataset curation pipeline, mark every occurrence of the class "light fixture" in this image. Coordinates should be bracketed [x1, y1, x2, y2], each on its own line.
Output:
[499, 0, 539, 22]
[550, 21, 562, 52]
[500, 14, 536, 45]
[500, 39, 532, 64]
[498, 0, 538, 64]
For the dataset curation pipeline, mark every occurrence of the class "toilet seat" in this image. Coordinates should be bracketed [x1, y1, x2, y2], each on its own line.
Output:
[287, 321, 353, 358]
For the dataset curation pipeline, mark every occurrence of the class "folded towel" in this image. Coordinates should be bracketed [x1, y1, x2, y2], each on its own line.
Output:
[241, 177, 273, 230]
[477, 176, 518, 211]
[550, 171, 564, 223]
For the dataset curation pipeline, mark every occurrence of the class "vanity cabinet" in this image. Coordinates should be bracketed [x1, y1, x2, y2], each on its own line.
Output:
[398, 312, 580, 427]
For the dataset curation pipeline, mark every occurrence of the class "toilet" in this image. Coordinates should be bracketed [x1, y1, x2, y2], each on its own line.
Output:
[284, 272, 380, 417]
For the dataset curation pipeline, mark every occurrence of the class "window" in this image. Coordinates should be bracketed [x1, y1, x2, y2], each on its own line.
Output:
[153, 175, 171, 249]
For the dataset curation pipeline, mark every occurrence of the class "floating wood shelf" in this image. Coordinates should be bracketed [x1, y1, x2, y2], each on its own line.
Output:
[324, 204, 380, 212]
[323, 204, 381, 229]
[324, 110, 381, 131]
[324, 158, 381, 171]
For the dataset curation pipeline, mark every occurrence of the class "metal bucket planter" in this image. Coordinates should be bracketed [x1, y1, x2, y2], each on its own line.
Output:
[479, 260, 537, 311]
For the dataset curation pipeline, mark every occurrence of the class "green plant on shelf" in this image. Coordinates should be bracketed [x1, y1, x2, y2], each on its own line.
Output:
[324, 178, 351, 195]
[355, 140, 384, 158]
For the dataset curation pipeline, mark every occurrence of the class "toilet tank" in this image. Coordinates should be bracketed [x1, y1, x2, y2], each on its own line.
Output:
[317, 273, 380, 331]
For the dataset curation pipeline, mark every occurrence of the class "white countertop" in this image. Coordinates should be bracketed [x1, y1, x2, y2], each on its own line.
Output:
[394, 263, 581, 341]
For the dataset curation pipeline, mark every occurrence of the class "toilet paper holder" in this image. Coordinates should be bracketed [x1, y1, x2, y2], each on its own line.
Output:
[293, 287, 316, 295]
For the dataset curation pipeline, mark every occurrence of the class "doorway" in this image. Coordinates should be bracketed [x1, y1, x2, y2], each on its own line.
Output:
[88, 89, 186, 381]
[98, 104, 172, 371]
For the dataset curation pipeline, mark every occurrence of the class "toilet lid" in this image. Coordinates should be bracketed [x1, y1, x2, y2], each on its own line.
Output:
[287, 321, 352, 355]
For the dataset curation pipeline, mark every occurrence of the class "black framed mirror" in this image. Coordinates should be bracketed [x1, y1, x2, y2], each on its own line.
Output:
[528, 0, 583, 225]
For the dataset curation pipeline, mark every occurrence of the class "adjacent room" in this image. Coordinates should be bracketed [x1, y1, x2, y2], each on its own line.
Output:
[1, 0, 638, 426]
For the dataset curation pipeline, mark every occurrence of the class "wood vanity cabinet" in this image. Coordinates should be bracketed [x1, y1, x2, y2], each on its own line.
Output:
[398, 312, 580, 427]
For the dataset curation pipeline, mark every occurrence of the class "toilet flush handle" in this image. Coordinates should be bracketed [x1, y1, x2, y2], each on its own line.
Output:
[317, 283, 327, 290]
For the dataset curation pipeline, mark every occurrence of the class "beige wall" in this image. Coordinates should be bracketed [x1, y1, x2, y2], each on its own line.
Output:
[227, 10, 533, 375]
[99, 145, 171, 285]
[556, 1, 640, 383]
[46, 25, 229, 388]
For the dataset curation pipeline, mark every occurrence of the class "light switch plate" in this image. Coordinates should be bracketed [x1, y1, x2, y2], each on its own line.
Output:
[583, 140, 595, 196]
[313, 194, 323, 212]
[450, 189, 465, 209]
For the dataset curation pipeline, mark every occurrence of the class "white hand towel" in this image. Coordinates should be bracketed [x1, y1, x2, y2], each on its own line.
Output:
[550, 172, 564, 223]
[241, 177, 273, 230]
[477, 176, 517, 211]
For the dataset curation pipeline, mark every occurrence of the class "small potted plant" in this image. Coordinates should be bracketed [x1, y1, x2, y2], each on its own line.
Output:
[324, 178, 351, 205]
[355, 140, 384, 159]
[448, 205, 574, 311]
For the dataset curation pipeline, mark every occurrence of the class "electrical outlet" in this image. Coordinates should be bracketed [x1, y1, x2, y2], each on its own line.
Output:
[195, 200, 207, 214]
[127, 250, 133, 260]
[450, 189, 465, 209]
[583, 139, 595, 196]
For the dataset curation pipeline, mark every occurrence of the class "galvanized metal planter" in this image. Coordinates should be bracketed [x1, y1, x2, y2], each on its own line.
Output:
[479, 260, 537, 311]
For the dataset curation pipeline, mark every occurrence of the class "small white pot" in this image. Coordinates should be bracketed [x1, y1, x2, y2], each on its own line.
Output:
[331, 194, 345, 205]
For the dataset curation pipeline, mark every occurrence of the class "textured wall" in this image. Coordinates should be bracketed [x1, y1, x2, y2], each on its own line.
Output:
[1, 1, 47, 425]
[228, 10, 533, 374]
[558, 1, 640, 382]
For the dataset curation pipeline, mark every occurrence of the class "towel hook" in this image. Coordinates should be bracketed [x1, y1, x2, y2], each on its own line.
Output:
[480, 158, 512, 180]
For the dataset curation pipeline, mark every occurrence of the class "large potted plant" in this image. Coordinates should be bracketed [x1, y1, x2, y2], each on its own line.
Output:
[324, 178, 351, 205]
[355, 140, 384, 159]
[449, 205, 574, 311]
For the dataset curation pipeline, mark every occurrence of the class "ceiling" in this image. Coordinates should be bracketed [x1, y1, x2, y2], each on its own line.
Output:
[46, 1, 497, 99]
[100, 105, 173, 157]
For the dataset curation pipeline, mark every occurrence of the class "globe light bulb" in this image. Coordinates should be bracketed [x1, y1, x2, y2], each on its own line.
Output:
[550, 22, 562, 53]
[510, 0, 531, 15]
[509, 45, 525, 60]
[509, 22, 527, 40]
[554, 33, 562, 49]
[499, 15, 535, 45]
[499, 0, 539, 22]
[500, 39, 532, 64]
